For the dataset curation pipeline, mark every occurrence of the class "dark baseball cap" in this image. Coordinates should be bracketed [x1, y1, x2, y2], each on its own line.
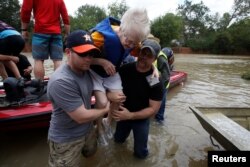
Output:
[66, 30, 100, 54]
[141, 39, 161, 57]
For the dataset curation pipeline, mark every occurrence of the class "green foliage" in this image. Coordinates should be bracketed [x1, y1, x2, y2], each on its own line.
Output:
[228, 18, 250, 54]
[212, 32, 233, 54]
[70, 5, 106, 31]
[177, 0, 210, 44]
[0, 0, 21, 30]
[151, 13, 183, 47]
[0, 0, 248, 55]
[230, 0, 250, 24]
[107, 0, 129, 19]
[175, 0, 250, 54]
[217, 13, 232, 30]
[186, 33, 215, 52]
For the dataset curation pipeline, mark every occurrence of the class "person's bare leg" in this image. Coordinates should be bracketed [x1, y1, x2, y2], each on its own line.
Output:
[0, 62, 8, 80]
[34, 59, 45, 80]
[103, 90, 126, 139]
[106, 90, 126, 124]
[4, 61, 21, 79]
[53, 60, 62, 70]
[108, 101, 120, 123]
[94, 91, 109, 145]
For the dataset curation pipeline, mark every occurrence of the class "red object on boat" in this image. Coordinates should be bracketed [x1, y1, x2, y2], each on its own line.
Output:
[169, 71, 187, 89]
[0, 71, 187, 131]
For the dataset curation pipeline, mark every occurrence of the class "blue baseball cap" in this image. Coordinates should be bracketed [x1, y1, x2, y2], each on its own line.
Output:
[66, 30, 100, 54]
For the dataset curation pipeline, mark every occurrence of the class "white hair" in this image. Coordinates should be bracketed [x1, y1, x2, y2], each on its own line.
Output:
[120, 8, 150, 42]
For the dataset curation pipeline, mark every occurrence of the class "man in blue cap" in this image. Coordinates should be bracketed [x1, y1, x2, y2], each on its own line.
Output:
[47, 30, 109, 167]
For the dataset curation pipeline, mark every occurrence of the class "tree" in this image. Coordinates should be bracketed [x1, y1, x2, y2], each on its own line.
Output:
[211, 32, 232, 54]
[217, 13, 232, 30]
[107, 0, 129, 19]
[177, 0, 210, 46]
[228, 0, 250, 26]
[151, 13, 183, 47]
[0, 0, 21, 30]
[229, 18, 250, 54]
[70, 5, 106, 31]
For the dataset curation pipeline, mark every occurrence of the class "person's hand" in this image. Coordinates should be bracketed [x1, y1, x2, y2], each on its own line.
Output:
[107, 91, 126, 103]
[23, 66, 33, 76]
[101, 59, 116, 76]
[10, 56, 19, 63]
[112, 105, 133, 121]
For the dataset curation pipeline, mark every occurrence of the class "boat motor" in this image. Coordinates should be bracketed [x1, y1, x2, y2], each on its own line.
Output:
[3, 77, 25, 102]
[3, 77, 44, 102]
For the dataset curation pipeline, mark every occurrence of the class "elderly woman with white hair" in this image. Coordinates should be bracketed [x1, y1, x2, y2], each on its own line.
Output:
[89, 8, 152, 146]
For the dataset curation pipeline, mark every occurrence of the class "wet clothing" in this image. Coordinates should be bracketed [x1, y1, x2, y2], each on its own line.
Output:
[47, 64, 96, 166]
[48, 126, 97, 167]
[5, 54, 32, 81]
[115, 119, 150, 158]
[155, 88, 168, 122]
[114, 62, 163, 158]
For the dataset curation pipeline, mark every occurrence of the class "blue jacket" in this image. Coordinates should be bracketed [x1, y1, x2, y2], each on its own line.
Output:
[90, 17, 130, 77]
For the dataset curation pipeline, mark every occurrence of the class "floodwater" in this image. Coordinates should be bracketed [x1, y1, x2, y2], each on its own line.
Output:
[0, 54, 250, 167]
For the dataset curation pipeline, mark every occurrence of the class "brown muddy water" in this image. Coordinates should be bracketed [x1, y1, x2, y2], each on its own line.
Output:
[0, 53, 250, 167]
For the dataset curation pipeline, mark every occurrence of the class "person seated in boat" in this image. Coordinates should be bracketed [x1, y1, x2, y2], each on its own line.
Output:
[47, 30, 109, 167]
[5, 54, 33, 81]
[110, 39, 163, 159]
[0, 20, 24, 81]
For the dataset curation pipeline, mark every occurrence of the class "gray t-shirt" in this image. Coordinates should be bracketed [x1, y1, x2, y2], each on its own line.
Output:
[47, 64, 93, 143]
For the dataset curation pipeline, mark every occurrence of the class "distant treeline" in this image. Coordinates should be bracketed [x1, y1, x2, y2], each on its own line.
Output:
[1, 0, 249, 55]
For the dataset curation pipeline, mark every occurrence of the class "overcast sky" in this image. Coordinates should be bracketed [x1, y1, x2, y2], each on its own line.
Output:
[63, 0, 235, 20]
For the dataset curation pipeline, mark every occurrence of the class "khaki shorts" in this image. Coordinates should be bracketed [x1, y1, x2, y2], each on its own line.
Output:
[48, 126, 97, 167]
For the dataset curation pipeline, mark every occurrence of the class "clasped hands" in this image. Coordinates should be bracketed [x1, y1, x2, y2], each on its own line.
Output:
[107, 91, 133, 121]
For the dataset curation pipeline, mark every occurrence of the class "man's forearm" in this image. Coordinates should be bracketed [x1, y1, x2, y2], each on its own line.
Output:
[64, 24, 70, 36]
[21, 22, 29, 30]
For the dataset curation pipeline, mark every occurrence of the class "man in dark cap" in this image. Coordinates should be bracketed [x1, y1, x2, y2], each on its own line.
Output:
[47, 30, 109, 167]
[110, 39, 164, 159]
